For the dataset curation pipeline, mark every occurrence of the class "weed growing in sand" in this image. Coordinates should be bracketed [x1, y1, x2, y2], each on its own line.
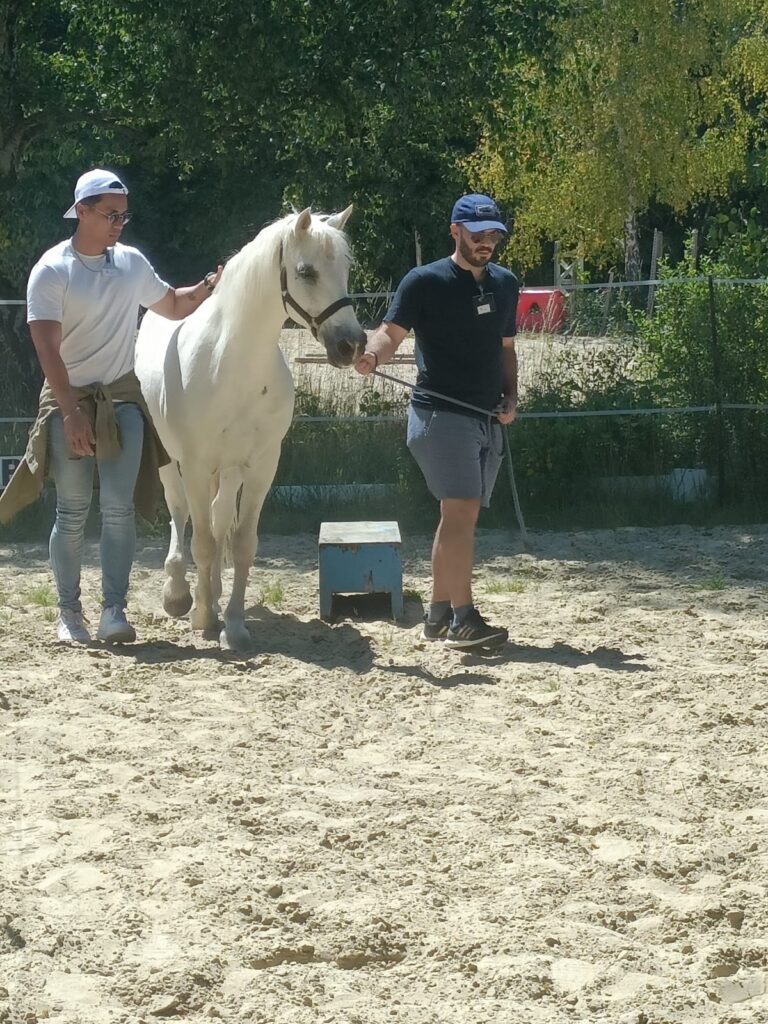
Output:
[698, 573, 727, 591]
[25, 583, 56, 607]
[485, 578, 526, 594]
[42, 607, 57, 623]
[378, 626, 395, 650]
[512, 565, 542, 578]
[260, 580, 285, 609]
[403, 586, 423, 602]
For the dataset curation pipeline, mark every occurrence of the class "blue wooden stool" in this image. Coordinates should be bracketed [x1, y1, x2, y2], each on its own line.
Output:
[319, 521, 403, 621]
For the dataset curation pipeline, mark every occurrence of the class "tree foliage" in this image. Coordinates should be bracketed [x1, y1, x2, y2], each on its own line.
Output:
[0, 0, 557, 295]
[2, 0, 768, 414]
[471, 0, 768, 271]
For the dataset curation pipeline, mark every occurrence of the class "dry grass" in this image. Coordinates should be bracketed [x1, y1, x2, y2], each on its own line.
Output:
[280, 328, 619, 415]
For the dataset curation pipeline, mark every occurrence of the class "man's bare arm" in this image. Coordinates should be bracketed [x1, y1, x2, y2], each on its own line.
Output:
[29, 320, 95, 455]
[149, 265, 223, 321]
[354, 321, 409, 376]
[498, 337, 518, 424]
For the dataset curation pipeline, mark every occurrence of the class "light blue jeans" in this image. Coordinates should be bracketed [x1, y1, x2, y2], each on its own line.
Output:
[48, 402, 144, 612]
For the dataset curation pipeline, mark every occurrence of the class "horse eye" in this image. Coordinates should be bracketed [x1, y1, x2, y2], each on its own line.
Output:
[296, 262, 318, 283]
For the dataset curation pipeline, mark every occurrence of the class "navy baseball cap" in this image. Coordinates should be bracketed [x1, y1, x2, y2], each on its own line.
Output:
[451, 193, 507, 233]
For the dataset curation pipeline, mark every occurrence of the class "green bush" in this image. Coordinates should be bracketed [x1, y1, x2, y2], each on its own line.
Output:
[0, 306, 41, 415]
[638, 243, 768, 408]
[565, 286, 641, 339]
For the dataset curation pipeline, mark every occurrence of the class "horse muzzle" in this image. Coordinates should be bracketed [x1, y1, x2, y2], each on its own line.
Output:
[321, 324, 367, 368]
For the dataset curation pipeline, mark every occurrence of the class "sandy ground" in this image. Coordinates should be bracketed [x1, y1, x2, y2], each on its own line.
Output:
[1, 523, 768, 1024]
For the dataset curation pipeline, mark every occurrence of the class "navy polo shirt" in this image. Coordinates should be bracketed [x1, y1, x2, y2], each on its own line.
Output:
[384, 257, 519, 417]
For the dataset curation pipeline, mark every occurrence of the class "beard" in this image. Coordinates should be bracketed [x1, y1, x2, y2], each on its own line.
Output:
[458, 234, 493, 268]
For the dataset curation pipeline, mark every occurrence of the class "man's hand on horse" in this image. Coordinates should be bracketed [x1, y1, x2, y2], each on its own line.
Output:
[204, 265, 224, 292]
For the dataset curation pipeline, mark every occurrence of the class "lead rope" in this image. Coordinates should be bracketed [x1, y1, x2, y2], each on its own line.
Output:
[371, 366, 529, 546]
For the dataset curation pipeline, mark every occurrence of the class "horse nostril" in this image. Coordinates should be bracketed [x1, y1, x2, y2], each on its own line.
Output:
[337, 340, 353, 362]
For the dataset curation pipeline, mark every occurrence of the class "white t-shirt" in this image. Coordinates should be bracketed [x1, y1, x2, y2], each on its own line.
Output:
[27, 239, 170, 386]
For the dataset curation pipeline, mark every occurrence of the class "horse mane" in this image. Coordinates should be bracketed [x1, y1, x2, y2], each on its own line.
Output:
[214, 210, 351, 318]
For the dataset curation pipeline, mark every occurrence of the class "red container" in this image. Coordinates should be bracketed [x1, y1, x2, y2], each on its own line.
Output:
[516, 287, 566, 333]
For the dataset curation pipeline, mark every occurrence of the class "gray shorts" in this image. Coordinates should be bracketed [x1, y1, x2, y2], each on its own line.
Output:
[406, 405, 504, 507]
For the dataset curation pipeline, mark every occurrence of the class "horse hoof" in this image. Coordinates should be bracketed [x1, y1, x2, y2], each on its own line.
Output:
[220, 623, 251, 651]
[190, 608, 217, 631]
[163, 580, 193, 618]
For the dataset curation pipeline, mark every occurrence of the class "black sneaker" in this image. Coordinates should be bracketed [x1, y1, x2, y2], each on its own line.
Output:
[445, 608, 508, 649]
[422, 608, 452, 641]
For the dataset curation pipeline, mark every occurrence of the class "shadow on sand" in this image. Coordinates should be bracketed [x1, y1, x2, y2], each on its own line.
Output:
[380, 638, 648, 690]
[101, 603, 378, 674]
[99, 596, 646, 686]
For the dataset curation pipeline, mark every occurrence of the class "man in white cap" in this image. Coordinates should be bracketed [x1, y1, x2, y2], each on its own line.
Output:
[0, 168, 222, 644]
[355, 193, 519, 650]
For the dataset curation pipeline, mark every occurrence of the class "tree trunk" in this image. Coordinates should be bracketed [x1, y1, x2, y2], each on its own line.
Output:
[624, 208, 641, 280]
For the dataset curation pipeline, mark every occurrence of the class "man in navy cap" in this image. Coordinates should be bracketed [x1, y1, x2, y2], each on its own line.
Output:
[356, 193, 518, 650]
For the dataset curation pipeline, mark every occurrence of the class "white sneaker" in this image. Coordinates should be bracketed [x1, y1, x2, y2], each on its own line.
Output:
[96, 605, 136, 644]
[57, 609, 91, 644]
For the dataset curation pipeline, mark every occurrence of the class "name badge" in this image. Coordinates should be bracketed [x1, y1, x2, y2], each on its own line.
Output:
[473, 292, 496, 317]
[103, 249, 120, 276]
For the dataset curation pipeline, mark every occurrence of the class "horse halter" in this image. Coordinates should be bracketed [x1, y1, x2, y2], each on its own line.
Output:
[278, 240, 354, 340]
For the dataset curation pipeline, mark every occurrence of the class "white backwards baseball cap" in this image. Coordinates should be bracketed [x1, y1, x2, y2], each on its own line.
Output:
[63, 168, 129, 218]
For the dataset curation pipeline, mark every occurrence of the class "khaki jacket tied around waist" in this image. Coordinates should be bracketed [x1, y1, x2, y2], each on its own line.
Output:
[0, 370, 169, 526]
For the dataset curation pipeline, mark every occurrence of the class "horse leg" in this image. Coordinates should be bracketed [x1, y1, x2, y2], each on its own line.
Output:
[209, 474, 225, 618]
[210, 467, 242, 640]
[159, 461, 193, 618]
[221, 459, 279, 651]
[182, 464, 220, 632]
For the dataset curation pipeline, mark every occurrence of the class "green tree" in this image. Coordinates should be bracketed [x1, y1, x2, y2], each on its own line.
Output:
[2, 1, 563, 290]
[0, 0, 558, 410]
[472, 0, 768, 275]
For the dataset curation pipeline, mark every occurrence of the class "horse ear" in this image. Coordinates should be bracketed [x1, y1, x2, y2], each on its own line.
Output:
[295, 208, 312, 234]
[326, 204, 353, 231]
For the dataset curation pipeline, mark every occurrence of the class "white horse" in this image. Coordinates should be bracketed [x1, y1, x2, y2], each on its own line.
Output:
[135, 206, 365, 649]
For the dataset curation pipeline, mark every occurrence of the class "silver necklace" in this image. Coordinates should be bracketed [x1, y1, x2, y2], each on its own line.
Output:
[71, 243, 110, 273]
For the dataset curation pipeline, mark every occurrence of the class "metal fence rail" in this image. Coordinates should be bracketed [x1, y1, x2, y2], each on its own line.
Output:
[3, 273, 768, 451]
[5, 402, 768, 427]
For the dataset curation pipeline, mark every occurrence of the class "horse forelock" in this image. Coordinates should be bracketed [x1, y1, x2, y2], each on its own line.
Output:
[214, 210, 351, 313]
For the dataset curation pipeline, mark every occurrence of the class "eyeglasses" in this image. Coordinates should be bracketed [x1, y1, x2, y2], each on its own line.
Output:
[463, 228, 505, 244]
[91, 208, 132, 225]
